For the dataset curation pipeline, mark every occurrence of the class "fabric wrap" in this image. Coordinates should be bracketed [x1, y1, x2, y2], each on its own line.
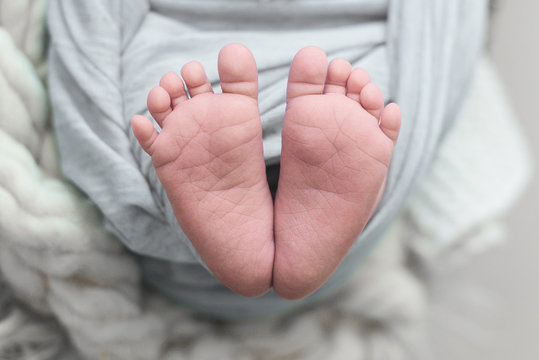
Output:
[0, 0, 533, 357]
[47, 0, 488, 318]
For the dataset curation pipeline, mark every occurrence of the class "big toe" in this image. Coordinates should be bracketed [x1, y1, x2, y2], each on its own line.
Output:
[218, 43, 258, 100]
[287, 46, 328, 100]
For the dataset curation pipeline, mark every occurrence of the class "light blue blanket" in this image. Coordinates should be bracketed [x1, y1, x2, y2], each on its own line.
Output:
[47, 0, 488, 318]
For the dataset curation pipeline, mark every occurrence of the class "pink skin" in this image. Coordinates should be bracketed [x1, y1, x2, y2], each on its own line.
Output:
[132, 44, 274, 297]
[132, 44, 401, 300]
[273, 47, 400, 299]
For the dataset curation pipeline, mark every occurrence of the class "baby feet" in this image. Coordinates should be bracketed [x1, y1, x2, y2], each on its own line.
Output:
[132, 44, 401, 301]
[273, 47, 401, 299]
[131, 44, 275, 297]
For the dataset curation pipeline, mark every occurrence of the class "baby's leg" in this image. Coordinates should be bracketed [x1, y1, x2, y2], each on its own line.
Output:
[273, 47, 401, 299]
[132, 44, 274, 297]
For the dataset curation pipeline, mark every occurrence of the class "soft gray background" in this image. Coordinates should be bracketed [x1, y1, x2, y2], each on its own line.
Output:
[434, 0, 539, 359]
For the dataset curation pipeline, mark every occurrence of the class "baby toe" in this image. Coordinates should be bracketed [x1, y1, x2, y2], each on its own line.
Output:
[181, 61, 214, 98]
[324, 58, 351, 95]
[147, 86, 171, 127]
[359, 83, 384, 119]
[159, 72, 188, 108]
[380, 103, 402, 143]
[131, 115, 158, 155]
[346, 68, 370, 102]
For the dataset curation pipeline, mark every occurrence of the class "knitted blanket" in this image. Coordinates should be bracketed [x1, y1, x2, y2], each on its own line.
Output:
[46, 0, 492, 318]
[0, 0, 531, 359]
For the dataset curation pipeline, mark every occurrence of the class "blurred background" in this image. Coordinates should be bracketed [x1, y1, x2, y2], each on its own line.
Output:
[432, 0, 539, 359]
